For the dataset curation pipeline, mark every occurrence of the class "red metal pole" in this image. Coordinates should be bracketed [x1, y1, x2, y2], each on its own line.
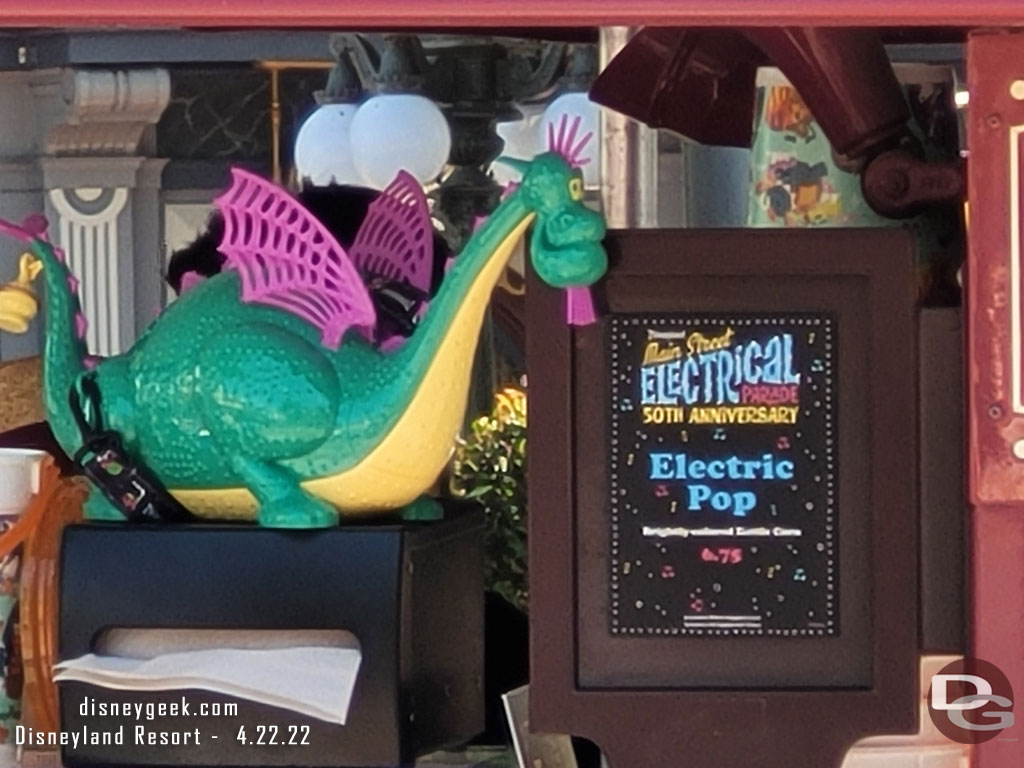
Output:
[966, 30, 1024, 768]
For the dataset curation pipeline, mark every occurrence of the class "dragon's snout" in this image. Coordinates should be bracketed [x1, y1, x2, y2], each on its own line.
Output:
[532, 205, 608, 291]
[543, 206, 606, 249]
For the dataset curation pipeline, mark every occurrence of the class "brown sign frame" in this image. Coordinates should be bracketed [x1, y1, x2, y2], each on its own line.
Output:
[527, 228, 919, 768]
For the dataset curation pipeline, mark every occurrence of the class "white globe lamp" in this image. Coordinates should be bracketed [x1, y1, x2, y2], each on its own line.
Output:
[294, 103, 362, 186]
[293, 45, 364, 187]
[349, 93, 452, 190]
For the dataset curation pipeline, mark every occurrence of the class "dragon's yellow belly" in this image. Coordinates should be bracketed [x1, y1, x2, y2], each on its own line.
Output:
[172, 216, 534, 520]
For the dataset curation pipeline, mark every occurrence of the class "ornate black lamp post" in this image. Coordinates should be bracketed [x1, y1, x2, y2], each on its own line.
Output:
[425, 39, 566, 251]
[337, 32, 571, 252]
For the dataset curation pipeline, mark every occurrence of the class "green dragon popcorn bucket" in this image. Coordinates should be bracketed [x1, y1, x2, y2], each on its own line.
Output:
[748, 64, 963, 304]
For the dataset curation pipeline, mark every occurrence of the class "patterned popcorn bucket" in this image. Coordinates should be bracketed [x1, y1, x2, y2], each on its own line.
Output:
[747, 64, 964, 304]
[748, 66, 875, 227]
[0, 448, 46, 751]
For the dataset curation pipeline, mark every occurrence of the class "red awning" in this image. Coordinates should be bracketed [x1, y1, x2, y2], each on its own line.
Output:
[590, 27, 912, 158]
[0, 0, 1019, 29]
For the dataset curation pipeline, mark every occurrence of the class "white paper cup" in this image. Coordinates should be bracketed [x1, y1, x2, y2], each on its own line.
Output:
[0, 448, 46, 518]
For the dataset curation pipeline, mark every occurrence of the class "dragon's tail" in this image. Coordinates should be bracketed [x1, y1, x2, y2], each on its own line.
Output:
[0, 216, 91, 458]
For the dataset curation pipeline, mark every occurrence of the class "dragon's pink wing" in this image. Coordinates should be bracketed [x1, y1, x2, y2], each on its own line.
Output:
[215, 168, 376, 350]
[350, 170, 433, 296]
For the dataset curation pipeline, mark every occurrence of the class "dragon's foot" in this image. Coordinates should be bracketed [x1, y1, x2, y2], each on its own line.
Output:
[400, 495, 444, 522]
[258, 493, 338, 529]
[83, 489, 126, 521]
[229, 455, 338, 529]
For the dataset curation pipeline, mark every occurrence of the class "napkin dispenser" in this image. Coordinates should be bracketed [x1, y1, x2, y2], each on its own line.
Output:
[57, 502, 484, 768]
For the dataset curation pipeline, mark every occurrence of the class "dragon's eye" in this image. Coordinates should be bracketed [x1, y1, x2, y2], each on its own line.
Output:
[569, 177, 584, 202]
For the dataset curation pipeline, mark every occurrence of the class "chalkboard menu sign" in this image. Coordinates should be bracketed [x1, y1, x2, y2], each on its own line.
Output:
[529, 229, 919, 768]
[608, 313, 837, 638]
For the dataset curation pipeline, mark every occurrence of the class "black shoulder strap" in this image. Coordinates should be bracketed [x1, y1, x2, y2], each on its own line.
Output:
[69, 375, 194, 524]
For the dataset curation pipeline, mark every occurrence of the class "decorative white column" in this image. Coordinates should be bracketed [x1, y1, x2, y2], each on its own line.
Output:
[47, 184, 129, 357]
[36, 68, 170, 357]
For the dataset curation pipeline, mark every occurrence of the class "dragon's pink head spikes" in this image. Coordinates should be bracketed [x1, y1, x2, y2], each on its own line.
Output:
[547, 113, 594, 169]
[546, 113, 599, 327]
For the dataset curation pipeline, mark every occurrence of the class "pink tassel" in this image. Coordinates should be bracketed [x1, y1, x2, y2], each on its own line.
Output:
[566, 286, 597, 326]
[75, 312, 88, 340]
[67, 274, 79, 293]
[83, 356, 100, 371]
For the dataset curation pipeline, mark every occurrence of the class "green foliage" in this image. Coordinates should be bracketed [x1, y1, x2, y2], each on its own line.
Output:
[451, 387, 528, 612]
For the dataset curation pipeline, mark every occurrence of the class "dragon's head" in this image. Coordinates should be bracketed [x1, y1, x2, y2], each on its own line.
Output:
[499, 114, 608, 325]
[516, 151, 607, 290]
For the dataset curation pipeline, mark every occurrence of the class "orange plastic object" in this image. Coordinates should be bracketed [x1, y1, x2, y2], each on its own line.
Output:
[5, 459, 87, 734]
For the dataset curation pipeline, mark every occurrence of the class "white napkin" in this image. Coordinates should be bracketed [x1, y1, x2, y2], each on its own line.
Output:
[54, 629, 362, 726]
